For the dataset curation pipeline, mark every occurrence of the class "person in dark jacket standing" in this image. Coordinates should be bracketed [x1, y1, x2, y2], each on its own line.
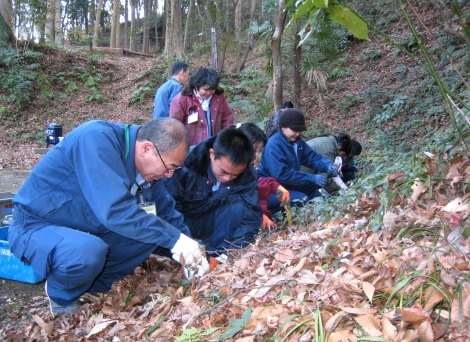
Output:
[8, 118, 209, 315]
[164, 127, 262, 268]
[169, 67, 234, 147]
[258, 109, 338, 213]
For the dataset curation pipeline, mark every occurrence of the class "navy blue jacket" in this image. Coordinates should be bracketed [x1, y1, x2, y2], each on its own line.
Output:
[258, 129, 334, 190]
[11, 120, 189, 261]
[165, 136, 262, 254]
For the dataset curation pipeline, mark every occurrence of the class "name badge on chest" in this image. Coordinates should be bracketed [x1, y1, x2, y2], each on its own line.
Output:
[188, 111, 198, 124]
[139, 202, 157, 216]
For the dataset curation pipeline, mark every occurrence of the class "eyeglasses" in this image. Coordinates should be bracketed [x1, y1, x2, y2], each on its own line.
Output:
[146, 139, 182, 173]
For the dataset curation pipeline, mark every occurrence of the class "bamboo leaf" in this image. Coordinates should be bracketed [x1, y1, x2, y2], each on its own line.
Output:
[327, 5, 369, 40]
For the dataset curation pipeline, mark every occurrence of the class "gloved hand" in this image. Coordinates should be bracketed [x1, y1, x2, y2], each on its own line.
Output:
[262, 214, 277, 229]
[276, 185, 290, 207]
[209, 254, 228, 270]
[313, 174, 327, 187]
[334, 156, 342, 171]
[328, 165, 339, 177]
[171, 233, 210, 280]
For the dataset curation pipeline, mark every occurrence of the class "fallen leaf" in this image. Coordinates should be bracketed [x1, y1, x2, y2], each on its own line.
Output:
[353, 314, 381, 336]
[363, 281, 375, 302]
[417, 320, 434, 342]
[86, 320, 117, 338]
[381, 316, 396, 340]
[274, 248, 296, 263]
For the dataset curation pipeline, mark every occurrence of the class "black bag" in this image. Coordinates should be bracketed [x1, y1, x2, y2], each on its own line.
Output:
[265, 109, 282, 139]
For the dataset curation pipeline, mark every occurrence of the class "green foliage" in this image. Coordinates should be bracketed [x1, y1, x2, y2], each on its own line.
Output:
[129, 81, 154, 105]
[175, 327, 220, 341]
[0, 43, 43, 109]
[228, 65, 272, 123]
[359, 49, 382, 60]
[373, 96, 407, 124]
[219, 307, 251, 341]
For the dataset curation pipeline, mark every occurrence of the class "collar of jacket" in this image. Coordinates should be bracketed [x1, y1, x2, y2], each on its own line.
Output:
[184, 135, 257, 185]
[275, 129, 298, 148]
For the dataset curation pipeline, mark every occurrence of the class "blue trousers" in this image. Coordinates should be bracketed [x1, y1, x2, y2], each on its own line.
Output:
[8, 213, 155, 306]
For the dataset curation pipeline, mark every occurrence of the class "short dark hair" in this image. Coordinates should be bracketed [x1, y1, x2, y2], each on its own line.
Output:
[350, 139, 362, 157]
[189, 67, 220, 91]
[172, 62, 188, 76]
[238, 123, 267, 147]
[282, 101, 294, 109]
[137, 118, 189, 155]
[336, 133, 352, 156]
[213, 127, 254, 166]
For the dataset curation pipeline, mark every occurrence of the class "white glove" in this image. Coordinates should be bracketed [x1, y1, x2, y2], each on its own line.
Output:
[171, 233, 210, 280]
[215, 254, 228, 263]
[334, 156, 343, 171]
[332, 175, 348, 190]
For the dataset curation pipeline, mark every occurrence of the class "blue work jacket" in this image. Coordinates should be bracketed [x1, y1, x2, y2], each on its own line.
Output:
[11, 120, 189, 260]
[258, 129, 334, 189]
[153, 77, 182, 119]
[164, 136, 262, 254]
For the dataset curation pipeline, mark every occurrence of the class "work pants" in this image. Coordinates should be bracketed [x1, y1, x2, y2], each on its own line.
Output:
[8, 212, 155, 306]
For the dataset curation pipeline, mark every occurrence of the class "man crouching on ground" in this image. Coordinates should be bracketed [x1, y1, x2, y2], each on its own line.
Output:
[164, 126, 262, 269]
[8, 118, 209, 315]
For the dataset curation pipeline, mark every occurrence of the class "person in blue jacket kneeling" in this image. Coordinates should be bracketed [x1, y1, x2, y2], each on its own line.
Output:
[258, 108, 338, 214]
[164, 126, 262, 269]
[8, 118, 209, 315]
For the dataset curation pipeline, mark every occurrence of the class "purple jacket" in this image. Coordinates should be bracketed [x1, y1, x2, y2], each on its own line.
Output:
[169, 84, 234, 146]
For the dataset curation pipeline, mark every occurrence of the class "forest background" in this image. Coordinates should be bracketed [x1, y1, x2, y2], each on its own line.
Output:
[1, 0, 470, 341]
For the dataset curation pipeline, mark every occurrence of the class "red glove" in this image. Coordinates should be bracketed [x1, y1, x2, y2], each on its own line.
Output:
[262, 214, 277, 229]
[276, 185, 290, 207]
[209, 257, 219, 271]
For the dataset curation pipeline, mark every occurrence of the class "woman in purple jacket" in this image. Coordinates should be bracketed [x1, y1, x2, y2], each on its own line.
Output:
[169, 67, 234, 147]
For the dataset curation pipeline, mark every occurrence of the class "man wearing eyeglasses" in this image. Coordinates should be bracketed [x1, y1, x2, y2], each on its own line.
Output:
[8, 118, 209, 315]
[164, 126, 262, 269]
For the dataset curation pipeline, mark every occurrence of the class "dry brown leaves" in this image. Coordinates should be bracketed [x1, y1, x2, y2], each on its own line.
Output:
[2, 152, 470, 341]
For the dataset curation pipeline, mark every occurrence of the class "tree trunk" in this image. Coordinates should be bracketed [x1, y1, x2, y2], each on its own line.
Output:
[272, 0, 286, 110]
[123, 0, 128, 49]
[183, 0, 194, 53]
[153, 0, 159, 51]
[45, 0, 54, 43]
[172, 0, 183, 58]
[116, 11, 121, 48]
[204, 1, 218, 70]
[0, 11, 14, 43]
[293, 19, 301, 109]
[110, 0, 120, 48]
[218, 0, 232, 73]
[93, 0, 104, 48]
[0, 0, 13, 33]
[164, 0, 171, 56]
[54, 0, 62, 45]
[236, 0, 256, 73]
[234, 0, 241, 42]
[130, 0, 136, 51]
[89, 0, 95, 36]
[142, 0, 149, 53]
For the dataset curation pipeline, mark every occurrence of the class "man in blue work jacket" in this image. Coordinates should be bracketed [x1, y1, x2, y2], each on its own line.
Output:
[8, 118, 209, 315]
[153, 62, 189, 119]
[164, 127, 262, 269]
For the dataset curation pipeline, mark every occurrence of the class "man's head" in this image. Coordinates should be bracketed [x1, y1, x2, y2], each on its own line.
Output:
[279, 108, 306, 142]
[189, 67, 220, 99]
[172, 62, 189, 85]
[282, 101, 294, 110]
[209, 127, 254, 184]
[135, 118, 189, 182]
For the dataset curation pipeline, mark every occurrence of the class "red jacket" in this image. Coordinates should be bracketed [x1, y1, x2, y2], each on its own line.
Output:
[258, 177, 280, 218]
[169, 87, 234, 146]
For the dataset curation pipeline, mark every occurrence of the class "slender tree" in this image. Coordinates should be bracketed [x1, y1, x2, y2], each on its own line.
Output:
[54, 0, 62, 45]
[272, 0, 286, 110]
[110, 0, 120, 48]
[93, 0, 104, 47]
[130, 0, 136, 51]
[142, 0, 149, 53]
[183, 0, 194, 53]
